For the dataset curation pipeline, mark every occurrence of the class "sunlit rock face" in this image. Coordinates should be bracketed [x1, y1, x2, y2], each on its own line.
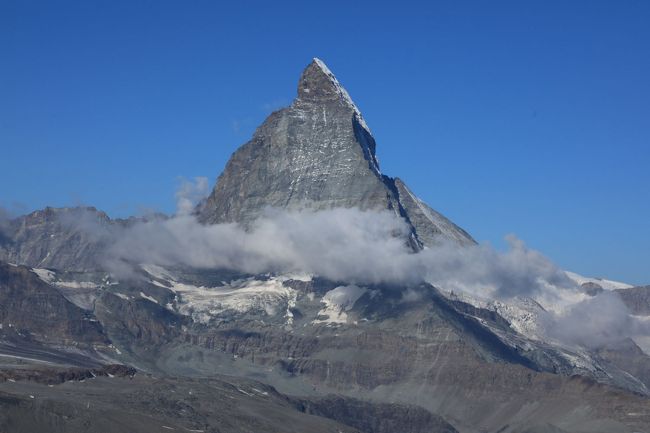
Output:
[197, 58, 475, 247]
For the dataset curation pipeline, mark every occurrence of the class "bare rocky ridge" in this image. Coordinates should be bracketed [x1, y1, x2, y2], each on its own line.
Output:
[197, 59, 475, 247]
[0, 262, 107, 347]
[0, 207, 168, 272]
[0, 207, 115, 271]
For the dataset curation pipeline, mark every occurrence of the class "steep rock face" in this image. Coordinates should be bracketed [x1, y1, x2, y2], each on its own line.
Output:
[0, 262, 107, 346]
[94, 291, 185, 355]
[197, 59, 474, 247]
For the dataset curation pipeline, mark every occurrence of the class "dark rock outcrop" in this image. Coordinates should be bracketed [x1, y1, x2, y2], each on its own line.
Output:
[296, 395, 458, 433]
[0, 262, 107, 346]
[94, 291, 184, 356]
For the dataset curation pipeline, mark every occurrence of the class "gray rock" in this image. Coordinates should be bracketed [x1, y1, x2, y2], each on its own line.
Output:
[0, 262, 107, 347]
[0, 374, 366, 433]
[579, 281, 604, 296]
[197, 58, 475, 247]
[391, 178, 475, 246]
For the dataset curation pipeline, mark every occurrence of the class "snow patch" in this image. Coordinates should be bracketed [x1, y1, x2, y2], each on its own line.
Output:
[31, 268, 99, 290]
[565, 271, 633, 291]
[141, 264, 173, 280]
[276, 272, 313, 283]
[445, 289, 548, 340]
[139, 292, 159, 304]
[442, 288, 605, 372]
[32, 268, 55, 283]
[142, 266, 297, 325]
[56, 281, 98, 289]
[313, 285, 366, 324]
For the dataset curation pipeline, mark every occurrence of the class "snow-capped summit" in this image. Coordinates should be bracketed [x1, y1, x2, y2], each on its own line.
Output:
[197, 58, 475, 247]
[300, 57, 372, 134]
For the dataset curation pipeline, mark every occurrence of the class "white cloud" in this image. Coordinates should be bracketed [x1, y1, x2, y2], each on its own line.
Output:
[175, 177, 209, 215]
[53, 200, 645, 350]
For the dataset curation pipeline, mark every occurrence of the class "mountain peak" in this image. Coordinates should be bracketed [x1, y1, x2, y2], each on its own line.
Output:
[197, 59, 475, 247]
[297, 58, 371, 134]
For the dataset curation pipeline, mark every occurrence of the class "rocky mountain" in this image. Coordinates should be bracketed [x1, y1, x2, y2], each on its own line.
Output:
[0, 207, 114, 271]
[197, 58, 474, 247]
[0, 262, 107, 348]
[1, 59, 650, 433]
[0, 207, 166, 272]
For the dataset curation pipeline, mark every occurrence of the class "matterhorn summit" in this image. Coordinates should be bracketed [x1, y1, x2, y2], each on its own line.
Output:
[197, 58, 475, 247]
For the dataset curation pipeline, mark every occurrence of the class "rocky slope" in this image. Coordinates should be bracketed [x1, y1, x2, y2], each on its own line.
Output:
[0, 262, 107, 348]
[0, 370, 464, 433]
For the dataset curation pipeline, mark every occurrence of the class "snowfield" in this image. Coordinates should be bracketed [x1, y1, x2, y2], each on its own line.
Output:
[142, 265, 301, 325]
[565, 271, 633, 290]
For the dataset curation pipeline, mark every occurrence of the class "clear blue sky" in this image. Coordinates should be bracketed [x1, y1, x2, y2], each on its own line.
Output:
[1, 1, 649, 284]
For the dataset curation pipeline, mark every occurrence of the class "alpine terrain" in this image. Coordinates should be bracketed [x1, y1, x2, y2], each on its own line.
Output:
[1, 59, 650, 433]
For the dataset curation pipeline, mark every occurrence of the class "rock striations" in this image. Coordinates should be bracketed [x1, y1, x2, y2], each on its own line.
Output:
[197, 58, 475, 247]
